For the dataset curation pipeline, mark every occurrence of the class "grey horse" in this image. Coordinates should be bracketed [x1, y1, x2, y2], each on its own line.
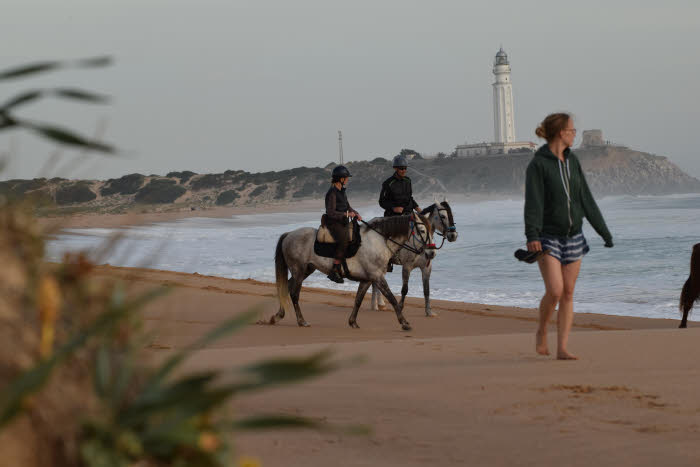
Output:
[271, 213, 436, 331]
[371, 200, 458, 316]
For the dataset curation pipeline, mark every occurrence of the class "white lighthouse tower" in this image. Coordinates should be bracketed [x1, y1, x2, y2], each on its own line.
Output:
[492, 47, 515, 143]
[454, 47, 535, 157]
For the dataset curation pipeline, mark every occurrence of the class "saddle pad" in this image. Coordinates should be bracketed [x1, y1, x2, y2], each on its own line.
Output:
[313, 239, 361, 259]
[316, 224, 353, 243]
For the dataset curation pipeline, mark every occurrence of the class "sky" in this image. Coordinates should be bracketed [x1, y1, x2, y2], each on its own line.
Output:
[1, 0, 699, 181]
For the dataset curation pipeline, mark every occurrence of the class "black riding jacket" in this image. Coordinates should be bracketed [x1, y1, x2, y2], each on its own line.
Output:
[379, 174, 418, 217]
[325, 185, 356, 224]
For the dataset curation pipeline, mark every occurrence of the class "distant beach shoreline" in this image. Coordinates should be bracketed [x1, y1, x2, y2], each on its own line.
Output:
[38, 193, 515, 230]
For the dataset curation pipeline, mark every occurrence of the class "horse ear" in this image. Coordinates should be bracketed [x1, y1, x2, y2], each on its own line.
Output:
[433, 193, 438, 204]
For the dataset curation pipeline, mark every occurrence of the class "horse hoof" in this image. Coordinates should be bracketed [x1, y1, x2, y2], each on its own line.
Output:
[349, 322, 360, 329]
[297, 321, 310, 327]
[425, 311, 437, 318]
[401, 323, 412, 331]
[377, 305, 386, 311]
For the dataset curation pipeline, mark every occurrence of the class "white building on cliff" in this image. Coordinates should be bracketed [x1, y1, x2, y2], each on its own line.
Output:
[456, 48, 535, 156]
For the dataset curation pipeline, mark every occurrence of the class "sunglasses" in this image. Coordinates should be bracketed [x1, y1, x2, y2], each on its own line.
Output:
[396, 167, 407, 171]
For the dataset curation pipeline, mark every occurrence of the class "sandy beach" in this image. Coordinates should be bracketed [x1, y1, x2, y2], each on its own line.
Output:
[93, 264, 700, 467]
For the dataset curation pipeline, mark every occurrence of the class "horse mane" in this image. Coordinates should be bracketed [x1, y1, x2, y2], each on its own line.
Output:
[680, 243, 700, 314]
[421, 202, 454, 226]
[368, 213, 432, 238]
[420, 204, 436, 216]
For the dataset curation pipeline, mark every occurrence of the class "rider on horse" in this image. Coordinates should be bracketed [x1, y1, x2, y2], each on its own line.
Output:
[325, 165, 363, 284]
[379, 154, 420, 271]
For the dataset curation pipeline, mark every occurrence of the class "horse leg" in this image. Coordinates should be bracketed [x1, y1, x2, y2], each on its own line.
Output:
[399, 266, 410, 310]
[422, 265, 436, 317]
[292, 265, 315, 327]
[370, 283, 378, 311]
[680, 309, 689, 328]
[376, 277, 411, 331]
[269, 275, 294, 324]
[349, 281, 372, 329]
[377, 284, 386, 310]
[370, 283, 386, 311]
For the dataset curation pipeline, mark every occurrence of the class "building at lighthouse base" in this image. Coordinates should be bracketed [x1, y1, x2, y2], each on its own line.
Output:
[455, 141, 536, 157]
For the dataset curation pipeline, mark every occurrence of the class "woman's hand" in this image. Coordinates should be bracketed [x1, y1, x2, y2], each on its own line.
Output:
[356, 214, 363, 222]
[527, 240, 542, 252]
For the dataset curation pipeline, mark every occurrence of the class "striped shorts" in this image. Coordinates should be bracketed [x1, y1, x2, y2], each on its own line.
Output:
[540, 232, 589, 265]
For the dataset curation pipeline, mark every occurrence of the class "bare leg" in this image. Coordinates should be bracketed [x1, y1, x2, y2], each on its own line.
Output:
[349, 281, 372, 328]
[422, 264, 435, 317]
[375, 277, 411, 331]
[557, 260, 581, 360]
[536, 254, 564, 356]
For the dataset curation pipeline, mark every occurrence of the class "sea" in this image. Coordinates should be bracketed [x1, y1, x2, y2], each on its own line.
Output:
[46, 193, 700, 321]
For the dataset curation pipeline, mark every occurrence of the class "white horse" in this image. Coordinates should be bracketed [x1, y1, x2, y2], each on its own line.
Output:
[371, 200, 458, 316]
[270, 213, 436, 331]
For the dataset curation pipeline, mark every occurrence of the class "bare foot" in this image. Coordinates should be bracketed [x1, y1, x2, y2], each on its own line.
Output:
[556, 350, 578, 360]
[536, 330, 549, 355]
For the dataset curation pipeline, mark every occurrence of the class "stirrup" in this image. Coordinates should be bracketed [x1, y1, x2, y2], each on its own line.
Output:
[327, 265, 344, 284]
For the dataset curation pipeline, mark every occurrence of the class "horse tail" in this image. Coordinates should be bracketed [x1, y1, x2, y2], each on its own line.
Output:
[275, 232, 293, 315]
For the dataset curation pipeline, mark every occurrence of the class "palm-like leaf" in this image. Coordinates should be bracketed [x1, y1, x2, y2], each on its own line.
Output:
[0, 56, 111, 81]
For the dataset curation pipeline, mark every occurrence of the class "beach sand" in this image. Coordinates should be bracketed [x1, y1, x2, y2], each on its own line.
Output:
[94, 264, 700, 467]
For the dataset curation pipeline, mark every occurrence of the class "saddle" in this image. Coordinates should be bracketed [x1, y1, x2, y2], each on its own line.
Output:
[313, 215, 361, 259]
[316, 214, 354, 243]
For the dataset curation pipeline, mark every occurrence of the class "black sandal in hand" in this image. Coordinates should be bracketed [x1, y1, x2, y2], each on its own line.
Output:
[514, 249, 549, 264]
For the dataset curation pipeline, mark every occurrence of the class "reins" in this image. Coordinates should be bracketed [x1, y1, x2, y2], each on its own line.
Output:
[359, 216, 431, 255]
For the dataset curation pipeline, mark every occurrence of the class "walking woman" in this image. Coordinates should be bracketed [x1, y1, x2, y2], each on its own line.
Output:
[525, 113, 613, 359]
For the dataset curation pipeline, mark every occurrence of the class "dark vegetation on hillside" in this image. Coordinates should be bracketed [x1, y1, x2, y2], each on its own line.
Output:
[134, 179, 186, 204]
[3, 146, 699, 215]
[100, 174, 145, 196]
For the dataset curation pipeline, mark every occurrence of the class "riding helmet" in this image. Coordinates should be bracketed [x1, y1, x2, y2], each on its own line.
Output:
[331, 165, 352, 178]
[392, 154, 409, 168]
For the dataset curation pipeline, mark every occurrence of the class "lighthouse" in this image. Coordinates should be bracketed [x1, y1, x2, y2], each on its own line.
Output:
[455, 47, 535, 157]
[492, 47, 515, 143]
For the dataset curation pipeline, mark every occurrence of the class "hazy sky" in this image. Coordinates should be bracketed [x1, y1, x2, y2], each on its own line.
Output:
[1, 0, 699, 180]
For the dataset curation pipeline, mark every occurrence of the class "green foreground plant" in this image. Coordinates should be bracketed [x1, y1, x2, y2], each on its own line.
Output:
[0, 59, 358, 467]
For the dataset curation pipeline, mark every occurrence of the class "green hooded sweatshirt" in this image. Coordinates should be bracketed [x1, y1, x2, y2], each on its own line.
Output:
[524, 144, 612, 244]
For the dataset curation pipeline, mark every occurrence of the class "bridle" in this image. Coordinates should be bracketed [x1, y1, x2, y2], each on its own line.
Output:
[360, 213, 435, 255]
[430, 204, 457, 250]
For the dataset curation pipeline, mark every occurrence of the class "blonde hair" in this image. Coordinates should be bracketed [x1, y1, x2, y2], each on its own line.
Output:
[535, 113, 572, 142]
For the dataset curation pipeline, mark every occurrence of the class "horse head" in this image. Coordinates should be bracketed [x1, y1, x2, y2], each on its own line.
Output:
[410, 212, 436, 260]
[422, 200, 458, 243]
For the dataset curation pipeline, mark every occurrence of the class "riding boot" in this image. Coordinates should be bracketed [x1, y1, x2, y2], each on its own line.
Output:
[327, 263, 344, 284]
